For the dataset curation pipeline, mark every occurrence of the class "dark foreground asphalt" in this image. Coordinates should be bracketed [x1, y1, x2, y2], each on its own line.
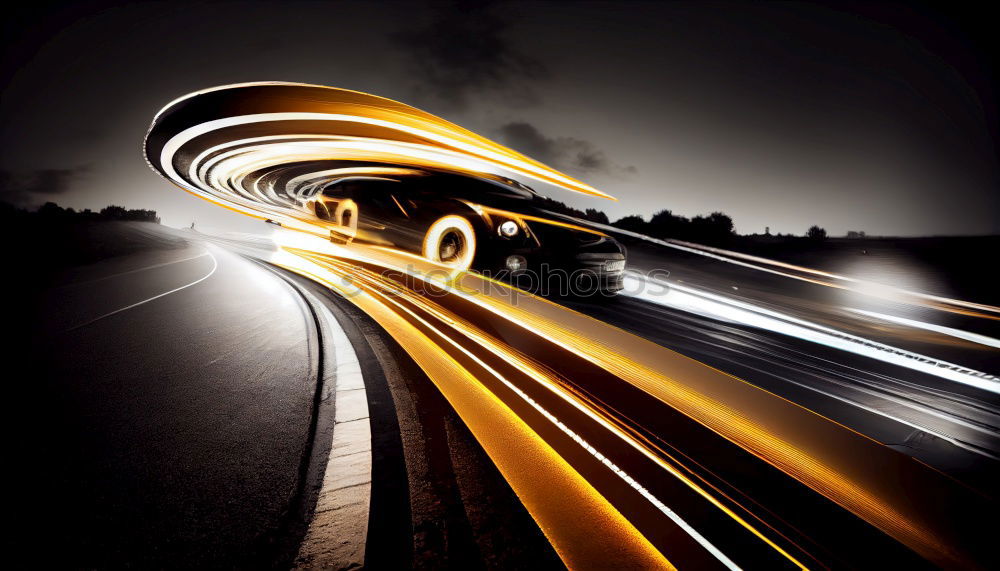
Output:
[9, 221, 558, 569]
[14, 224, 316, 567]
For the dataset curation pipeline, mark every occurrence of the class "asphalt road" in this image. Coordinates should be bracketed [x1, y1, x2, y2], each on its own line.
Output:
[10, 222, 558, 568]
[565, 292, 1000, 494]
[281, 269, 562, 569]
[14, 224, 318, 567]
[594, 239, 1000, 496]
[10, 221, 998, 567]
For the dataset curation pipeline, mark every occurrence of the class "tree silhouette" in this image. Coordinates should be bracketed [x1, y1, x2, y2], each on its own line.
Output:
[100, 205, 128, 219]
[584, 208, 609, 224]
[648, 209, 686, 238]
[612, 214, 647, 233]
[806, 225, 827, 241]
[38, 201, 67, 217]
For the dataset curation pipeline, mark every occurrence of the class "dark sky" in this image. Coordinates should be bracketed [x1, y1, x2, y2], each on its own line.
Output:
[2, 0, 997, 235]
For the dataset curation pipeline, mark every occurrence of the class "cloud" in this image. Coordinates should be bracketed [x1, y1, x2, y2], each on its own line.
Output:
[391, 1, 547, 110]
[496, 122, 637, 178]
[0, 165, 92, 205]
[27, 167, 91, 195]
[391, 4, 632, 181]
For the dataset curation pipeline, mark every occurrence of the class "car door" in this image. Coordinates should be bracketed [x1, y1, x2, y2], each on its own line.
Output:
[346, 178, 420, 249]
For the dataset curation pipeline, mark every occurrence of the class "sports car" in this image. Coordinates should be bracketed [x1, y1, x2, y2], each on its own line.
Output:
[304, 169, 626, 294]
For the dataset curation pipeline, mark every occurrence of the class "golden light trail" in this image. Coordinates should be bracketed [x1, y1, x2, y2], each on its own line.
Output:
[145, 82, 614, 224]
[266, 247, 673, 569]
[647, 236, 1000, 320]
[146, 82, 994, 569]
[297, 251, 808, 570]
[291, 239, 968, 566]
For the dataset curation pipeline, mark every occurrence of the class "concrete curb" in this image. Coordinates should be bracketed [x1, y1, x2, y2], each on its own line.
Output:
[293, 288, 372, 570]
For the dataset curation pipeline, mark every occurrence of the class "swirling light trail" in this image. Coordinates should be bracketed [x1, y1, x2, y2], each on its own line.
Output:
[145, 83, 995, 569]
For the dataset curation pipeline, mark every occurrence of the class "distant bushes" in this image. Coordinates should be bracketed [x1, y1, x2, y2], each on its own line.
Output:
[10, 201, 160, 224]
[611, 214, 648, 234]
[529, 196, 835, 246]
[99, 205, 161, 223]
[611, 209, 736, 245]
[9, 197, 831, 248]
[540, 192, 844, 246]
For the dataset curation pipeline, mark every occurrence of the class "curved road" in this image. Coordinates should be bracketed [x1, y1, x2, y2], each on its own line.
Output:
[12, 221, 559, 569]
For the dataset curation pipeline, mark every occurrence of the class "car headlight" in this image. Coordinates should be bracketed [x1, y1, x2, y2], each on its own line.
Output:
[505, 254, 527, 272]
[498, 220, 520, 237]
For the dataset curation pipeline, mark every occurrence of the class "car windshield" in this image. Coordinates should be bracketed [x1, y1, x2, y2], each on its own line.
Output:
[322, 177, 400, 197]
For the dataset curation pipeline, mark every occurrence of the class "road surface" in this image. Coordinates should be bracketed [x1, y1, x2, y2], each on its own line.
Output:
[13, 219, 999, 568]
[12, 222, 557, 568]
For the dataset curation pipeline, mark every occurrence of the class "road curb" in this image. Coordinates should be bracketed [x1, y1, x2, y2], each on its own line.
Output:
[290, 285, 373, 570]
[256, 262, 373, 570]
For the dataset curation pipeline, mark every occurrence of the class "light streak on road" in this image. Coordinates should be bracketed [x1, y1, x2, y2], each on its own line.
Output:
[623, 273, 999, 393]
[847, 307, 1000, 350]
[271, 237, 979, 567]
[598, 224, 1000, 320]
[265, 246, 674, 569]
[664, 238, 1000, 319]
[145, 82, 997, 568]
[287, 251, 789, 569]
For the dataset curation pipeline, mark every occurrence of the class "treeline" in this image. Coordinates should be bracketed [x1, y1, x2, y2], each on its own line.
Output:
[537, 197, 738, 245]
[610, 210, 736, 245]
[2, 201, 160, 224]
[537, 197, 829, 245]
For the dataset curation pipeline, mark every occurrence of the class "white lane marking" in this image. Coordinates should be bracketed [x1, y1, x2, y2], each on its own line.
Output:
[846, 308, 1000, 350]
[295, 289, 371, 570]
[55, 252, 211, 289]
[66, 251, 218, 331]
[625, 273, 1000, 394]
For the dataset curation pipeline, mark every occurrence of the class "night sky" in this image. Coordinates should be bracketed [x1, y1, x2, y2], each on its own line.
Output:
[2, 1, 997, 235]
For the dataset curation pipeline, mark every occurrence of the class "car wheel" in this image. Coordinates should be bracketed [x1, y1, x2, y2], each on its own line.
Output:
[333, 200, 358, 242]
[313, 200, 331, 220]
[423, 215, 476, 270]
